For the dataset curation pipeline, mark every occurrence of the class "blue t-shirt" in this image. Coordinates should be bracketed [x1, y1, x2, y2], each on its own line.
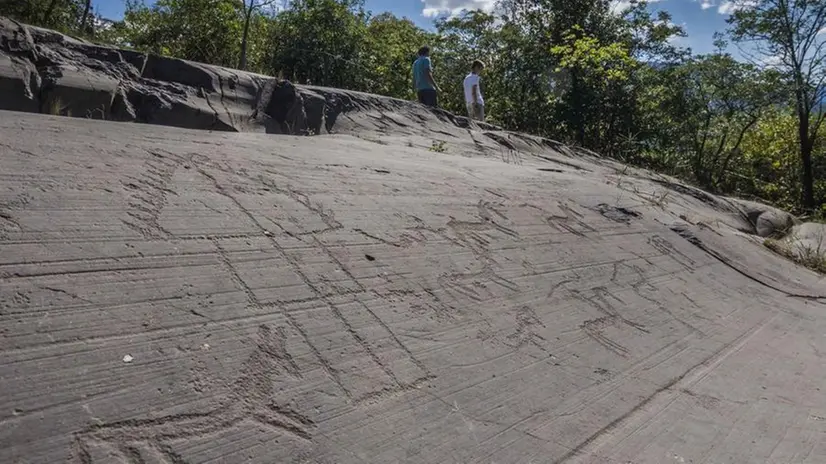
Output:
[413, 56, 434, 91]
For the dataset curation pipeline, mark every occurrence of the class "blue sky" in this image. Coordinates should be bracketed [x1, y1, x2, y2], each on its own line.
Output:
[91, 0, 735, 56]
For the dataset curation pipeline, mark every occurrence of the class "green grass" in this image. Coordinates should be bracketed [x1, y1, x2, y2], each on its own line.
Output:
[46, 97, 70, 117]
[428, 140, 447, 153]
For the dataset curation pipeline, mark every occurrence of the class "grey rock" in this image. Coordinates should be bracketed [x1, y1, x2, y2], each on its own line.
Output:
[786, 222, 826, 258]
[3, 17, 826, 464]
[730, 198, 799, 237]
[39, 64, 118, 119]
[0, 53, 39, 112]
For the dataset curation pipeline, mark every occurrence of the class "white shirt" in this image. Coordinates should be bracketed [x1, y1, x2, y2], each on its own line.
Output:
[463, 73, 484, 105]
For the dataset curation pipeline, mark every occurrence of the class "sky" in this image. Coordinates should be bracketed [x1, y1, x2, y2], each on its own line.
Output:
[91, 0, 736, 56]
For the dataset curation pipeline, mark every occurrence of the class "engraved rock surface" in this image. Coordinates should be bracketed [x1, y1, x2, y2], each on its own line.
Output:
[2, 17, 826, 464]
[2, 110, 825, 464]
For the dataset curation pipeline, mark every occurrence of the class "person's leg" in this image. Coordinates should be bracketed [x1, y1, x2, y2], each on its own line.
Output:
[427, 90, 438, 108]
[477, 104, 485, 121]
[417, 91, 427, 105]
[467, 103, 474, 119]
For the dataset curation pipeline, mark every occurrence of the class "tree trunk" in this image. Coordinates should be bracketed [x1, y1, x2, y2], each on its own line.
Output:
[571, 69, 585, 145]
[800, 136, 816, 211]
[239, 5, 253, 70]
[79, 0, 92, 33]
[715, 116, 757, 188]
[797, 97, 816, 211]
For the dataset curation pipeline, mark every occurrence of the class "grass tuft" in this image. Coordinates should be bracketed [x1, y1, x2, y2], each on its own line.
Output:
[764, 237, 826, 275]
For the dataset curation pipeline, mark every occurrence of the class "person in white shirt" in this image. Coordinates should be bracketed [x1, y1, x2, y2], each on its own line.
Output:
[463, 60, 485, 121]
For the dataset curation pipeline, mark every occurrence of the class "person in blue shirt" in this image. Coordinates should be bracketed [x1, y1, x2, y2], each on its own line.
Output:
[412, 46, 440, 108]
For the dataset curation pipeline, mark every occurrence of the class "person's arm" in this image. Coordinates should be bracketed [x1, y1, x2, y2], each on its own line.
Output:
[425, 59, 440, 92]
[472, 83, 479, 105]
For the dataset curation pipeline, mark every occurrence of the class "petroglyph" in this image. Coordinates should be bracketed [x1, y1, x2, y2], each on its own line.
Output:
[195, 163, 432, 403]
[524, 201, 597, 237]
[581, 317, 630, 357]
[504, 305, 549, 353]
[649, 234, 696, 270]
[120, 149, 179, 239]
[71, 325, 313, 463]
[594, 203, 641, 224]
[570, 286, 649, 334]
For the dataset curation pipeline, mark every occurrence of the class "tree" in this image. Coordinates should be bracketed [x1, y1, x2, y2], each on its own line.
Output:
[78, 0, 91, 32]
[363, 13, 434, 99]
[238, 0, 278, 70]
[551, 26, 637, 149]
[659, 54, 781, 189]
[118, 0, 244, 68]
[268, 0, 369, 88]
[728, 0, 826, 211]
[0, 0, 94, 33]
[433, 11, 501, 118]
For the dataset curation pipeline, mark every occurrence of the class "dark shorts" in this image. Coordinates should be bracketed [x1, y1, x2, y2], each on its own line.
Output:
[417, 89, 438, 108]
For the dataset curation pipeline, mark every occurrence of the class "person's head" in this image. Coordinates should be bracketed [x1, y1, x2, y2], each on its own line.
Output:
[471, 59, 485, 74]
[418, 46, 430, 57]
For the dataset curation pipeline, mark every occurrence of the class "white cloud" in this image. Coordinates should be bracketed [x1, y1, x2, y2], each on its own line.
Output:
[421, 0, 497, 18]
[717, 1, 738, 14]
[717, 1, 756, 15]
[610, 0, 663, 15]
[694, 0, 755, 15]
[611, 1, 634, 13]
[421, 0, 662, 18]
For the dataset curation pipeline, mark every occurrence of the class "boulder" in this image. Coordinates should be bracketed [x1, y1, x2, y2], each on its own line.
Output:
[787, 222, 826, 257]
[755, 209, 797, 237]
[730, 198, 799, 237]
[124, 83, 237, 132]
[0, 53, 39, 112]
[39, 64, 118, 119]
[0, 16, 36, 60]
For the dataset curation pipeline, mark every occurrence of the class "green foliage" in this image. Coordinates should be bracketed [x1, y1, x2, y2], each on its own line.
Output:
[268, 0, 369, 88]
[651, 54, 783, 190]
[429, 140, 447, 153]
[1, 0, 95, 36]
[117, 0, 245, 68]
[736, 110, 803, 210]
[727, 0, 826, 211]
[363, 13, 434, 99]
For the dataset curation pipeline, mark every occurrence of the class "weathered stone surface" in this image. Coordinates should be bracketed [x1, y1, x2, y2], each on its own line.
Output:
[3, 106, 826, 464]
[786, 222, 826, 257]
[2, 18, 826, 464]
[730, 198, 799, 237]
[39, 63, 118, 118]
[0, 53, 39, 112]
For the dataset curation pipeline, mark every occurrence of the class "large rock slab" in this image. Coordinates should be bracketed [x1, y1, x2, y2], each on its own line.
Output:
[1, 111, 825, 464]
